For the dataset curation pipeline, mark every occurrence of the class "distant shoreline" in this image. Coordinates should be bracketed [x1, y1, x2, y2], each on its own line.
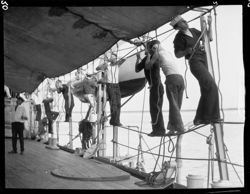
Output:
[72, 107, 245, 114]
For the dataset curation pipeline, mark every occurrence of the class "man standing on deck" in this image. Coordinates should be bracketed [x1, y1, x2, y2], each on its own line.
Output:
[144, 40, 185, 134]
[96, 52, 124, 127]
[8, 96, 28, 155]
[170, 15, 221, 125]
[135, 42, 165, 136]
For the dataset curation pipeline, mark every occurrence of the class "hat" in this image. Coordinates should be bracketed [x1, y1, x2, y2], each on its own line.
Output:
[170, 15, 184, 27]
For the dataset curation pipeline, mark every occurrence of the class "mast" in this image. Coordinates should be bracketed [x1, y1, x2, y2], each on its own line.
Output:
[200, 15, 229, 181]
[176, 135, 183, 184]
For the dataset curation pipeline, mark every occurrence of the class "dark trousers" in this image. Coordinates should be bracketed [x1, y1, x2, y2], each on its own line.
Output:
[165, 74, 185, 132]
[43, 99, 59, 133]
[150, 83, 165, 133]
[64, 101, 74, 122]
[11, 122, 24, 152]
[35, 104, 41, 121]
[106, 83, 121, 126]
[190, 56, 220, 122]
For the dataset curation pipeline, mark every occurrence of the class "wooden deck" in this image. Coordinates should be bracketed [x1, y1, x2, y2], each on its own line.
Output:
[4, 138, 148, 189]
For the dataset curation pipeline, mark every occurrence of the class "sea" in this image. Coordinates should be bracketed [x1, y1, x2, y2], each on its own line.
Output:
[55, 109, 244, 188]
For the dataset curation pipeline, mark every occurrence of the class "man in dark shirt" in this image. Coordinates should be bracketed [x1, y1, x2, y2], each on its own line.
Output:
[170, 15, 221, 125]
[135, 42, 165, 136]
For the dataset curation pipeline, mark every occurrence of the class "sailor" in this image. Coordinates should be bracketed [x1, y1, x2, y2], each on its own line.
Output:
[55, 80, 75, 122]
[135, 42, 165, 136]
[42, 97, 59, 136]
[79, 118, 93, 151]
[69, 71, 98, 122]
[145, 40, 185, 134]
[170, 15, 221, 125]
[96, 52, 123, 127]
[8, 96, 28, 155]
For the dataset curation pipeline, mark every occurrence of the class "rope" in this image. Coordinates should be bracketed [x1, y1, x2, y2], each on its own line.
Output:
[116, 136, 177, 163]
[184, 59, 189, 98]
[213, 7, 225, 121]
[167, 137, 175, 153]
[206, 131, 214, 188]
[137, 85, 147, 171]
[188, 27, 207, 61]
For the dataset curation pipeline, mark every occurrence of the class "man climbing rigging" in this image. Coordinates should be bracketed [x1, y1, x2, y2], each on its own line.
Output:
[170, 15, 221, 126]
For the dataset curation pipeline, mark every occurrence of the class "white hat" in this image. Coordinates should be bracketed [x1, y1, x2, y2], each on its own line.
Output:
[170, 15, 184, 27]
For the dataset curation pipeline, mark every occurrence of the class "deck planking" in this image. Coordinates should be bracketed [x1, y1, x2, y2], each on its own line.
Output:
[5, 138, 151, 189]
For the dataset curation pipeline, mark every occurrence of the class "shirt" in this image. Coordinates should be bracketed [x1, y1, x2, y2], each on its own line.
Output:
[135, 56, 162, 87]
[158, 49, 180, 77]
[14, 104, 28, 123]
[106, 63, 119, 84]
[173, 28, 206, 61]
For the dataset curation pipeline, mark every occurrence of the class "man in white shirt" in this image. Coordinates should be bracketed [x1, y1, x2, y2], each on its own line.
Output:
[8, 96, 28, 154]
[145, 40, 185, 134]
[96, 52, 124, 126]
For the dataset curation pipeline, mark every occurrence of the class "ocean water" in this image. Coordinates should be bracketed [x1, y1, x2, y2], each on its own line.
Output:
[55, 109, 244, 188]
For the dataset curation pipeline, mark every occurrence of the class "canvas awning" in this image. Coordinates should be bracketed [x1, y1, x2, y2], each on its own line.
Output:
[4, 6, 191, 93]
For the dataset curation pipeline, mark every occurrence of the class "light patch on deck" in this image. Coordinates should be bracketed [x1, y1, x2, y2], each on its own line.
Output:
[51, 164, 130, 181]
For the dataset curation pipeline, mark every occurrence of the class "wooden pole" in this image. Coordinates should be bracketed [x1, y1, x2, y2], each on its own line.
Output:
[113, 126, 118, 159]
[96, 72, 103, 156]
[68, 117, 73, 149]
[200, 15, 229, 181]
[101, 83, 107, 157]
[176, 135, 183, 184]
[56, 121, 59, 143]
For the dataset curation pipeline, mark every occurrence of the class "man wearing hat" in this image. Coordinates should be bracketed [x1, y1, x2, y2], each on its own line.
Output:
[8, 96, 28, 155]
[170, 15, 221, 125]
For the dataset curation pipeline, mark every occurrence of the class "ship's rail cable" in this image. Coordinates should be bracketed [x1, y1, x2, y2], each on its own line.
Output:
[115, 136, 177, 163]
[112, 140, 244, 168]
[224, 144, 244, 185]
